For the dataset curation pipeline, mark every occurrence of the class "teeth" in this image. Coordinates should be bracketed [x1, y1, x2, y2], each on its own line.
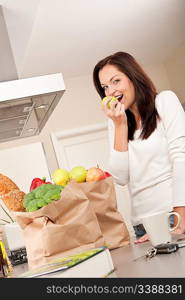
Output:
[116, 95, 123, 101]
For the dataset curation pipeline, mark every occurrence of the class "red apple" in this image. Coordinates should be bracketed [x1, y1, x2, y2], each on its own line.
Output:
[86, 167, 106, 182]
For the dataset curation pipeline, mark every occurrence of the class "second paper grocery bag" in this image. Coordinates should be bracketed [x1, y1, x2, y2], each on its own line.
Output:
[72, 176, 130, 249]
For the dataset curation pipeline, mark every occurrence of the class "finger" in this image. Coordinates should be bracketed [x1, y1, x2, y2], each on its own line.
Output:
[120, 103, 126, 114]
[101, 104, 110, 117]
[134, 234, 149, 244]
[115, 102, 125, 113]
[109, 99, 118, 111]
[171, 228, 184, 234]
[114, 102, 124, 117]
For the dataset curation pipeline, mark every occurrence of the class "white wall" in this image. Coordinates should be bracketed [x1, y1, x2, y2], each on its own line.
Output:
[144, 63, 171, 92]
[164, 42, 185, 103]
[0, 61, 173, 174]
[0, 142, 51, 224]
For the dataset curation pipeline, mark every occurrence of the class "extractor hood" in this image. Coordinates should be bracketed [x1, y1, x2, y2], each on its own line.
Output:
[0, 73, 65, 143]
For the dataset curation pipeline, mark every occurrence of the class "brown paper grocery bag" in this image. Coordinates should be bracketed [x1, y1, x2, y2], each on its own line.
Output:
[15, 182, 105, 269]
[73, 176, 130, 249]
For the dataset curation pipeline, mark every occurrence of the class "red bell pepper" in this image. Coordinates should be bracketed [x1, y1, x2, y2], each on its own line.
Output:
[104, 171, 111, 178]
[29, 177, 52, 192]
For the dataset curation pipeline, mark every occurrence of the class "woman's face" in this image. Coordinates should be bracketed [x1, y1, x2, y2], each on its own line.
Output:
[99, 64, 135, 110]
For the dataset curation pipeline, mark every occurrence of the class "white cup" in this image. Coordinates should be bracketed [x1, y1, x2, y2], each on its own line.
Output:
[141, 211, 181, 246]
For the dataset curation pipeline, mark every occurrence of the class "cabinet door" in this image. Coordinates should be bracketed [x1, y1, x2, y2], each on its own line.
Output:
[51, 123, 135, 237]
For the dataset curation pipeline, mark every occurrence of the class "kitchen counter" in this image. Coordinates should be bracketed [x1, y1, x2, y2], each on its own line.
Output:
[110, 236, 185, 277]
[10, 262, 29, 277]
[11, 234, 185, 278]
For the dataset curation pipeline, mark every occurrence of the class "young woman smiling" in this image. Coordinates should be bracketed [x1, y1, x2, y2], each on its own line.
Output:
[93, 52, 185, 243]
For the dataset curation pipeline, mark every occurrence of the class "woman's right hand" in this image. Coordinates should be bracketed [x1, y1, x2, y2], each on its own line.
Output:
[101, 96, 128, 127]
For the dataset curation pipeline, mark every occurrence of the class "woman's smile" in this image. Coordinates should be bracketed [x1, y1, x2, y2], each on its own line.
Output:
[115, 94, 125, 103]
[99, 64, 135, 109]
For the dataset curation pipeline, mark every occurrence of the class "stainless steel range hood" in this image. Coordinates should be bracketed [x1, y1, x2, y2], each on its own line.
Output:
[0, 73, 65, 142]
[0, 6, 65, 143]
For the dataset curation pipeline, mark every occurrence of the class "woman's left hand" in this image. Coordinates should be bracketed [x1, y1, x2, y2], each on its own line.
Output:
[134, 233, 149, 244]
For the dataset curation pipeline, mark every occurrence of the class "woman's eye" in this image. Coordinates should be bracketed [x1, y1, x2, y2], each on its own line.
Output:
[113, 79, 120, 84]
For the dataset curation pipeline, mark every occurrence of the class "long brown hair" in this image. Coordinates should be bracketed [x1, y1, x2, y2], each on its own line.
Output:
[93, 52, 159, 140]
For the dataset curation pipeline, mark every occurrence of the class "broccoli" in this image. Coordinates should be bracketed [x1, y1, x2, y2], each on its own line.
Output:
[24, 191, 35, 207]
[37, 198, 48, 208]
[34, 184, 53, 198]
[26, 199, 39, 212]
[24, 183, 64, 212]
[44, 190, 61, 203]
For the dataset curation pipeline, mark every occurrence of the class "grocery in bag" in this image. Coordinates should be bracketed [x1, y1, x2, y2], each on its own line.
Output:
[15, 181, 105, 269]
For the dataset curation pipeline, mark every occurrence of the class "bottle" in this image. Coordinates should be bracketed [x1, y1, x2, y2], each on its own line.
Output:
[0, 240, 5, 277]
[0, 240, 13, 277]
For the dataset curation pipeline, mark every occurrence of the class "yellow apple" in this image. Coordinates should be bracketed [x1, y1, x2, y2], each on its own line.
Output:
[69, 166, 87, 183]
[101, 96, 117, 109]
[52, 168, 70, 186]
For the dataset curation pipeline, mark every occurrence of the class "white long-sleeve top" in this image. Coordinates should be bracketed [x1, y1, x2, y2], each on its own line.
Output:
[108, 90, 185, 225]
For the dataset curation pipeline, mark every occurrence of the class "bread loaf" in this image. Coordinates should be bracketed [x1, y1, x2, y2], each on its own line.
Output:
[0, 174, 19, 195]
[1, 190, 25, 212]
[0, 174, 25, 212]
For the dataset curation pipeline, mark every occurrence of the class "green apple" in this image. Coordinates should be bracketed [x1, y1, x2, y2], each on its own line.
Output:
[69, 166, 87, 183]
[52, 168, 70, 186]
[101, 96, 117, 109]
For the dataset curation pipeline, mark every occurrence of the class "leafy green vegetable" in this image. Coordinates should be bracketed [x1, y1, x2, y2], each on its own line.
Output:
[37, 198, 48, 208]
[23, 183, 64, 212]
[26, 199, 39, 212]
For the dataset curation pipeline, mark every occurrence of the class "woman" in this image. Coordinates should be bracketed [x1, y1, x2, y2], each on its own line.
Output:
[93, 51, 185, 243]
